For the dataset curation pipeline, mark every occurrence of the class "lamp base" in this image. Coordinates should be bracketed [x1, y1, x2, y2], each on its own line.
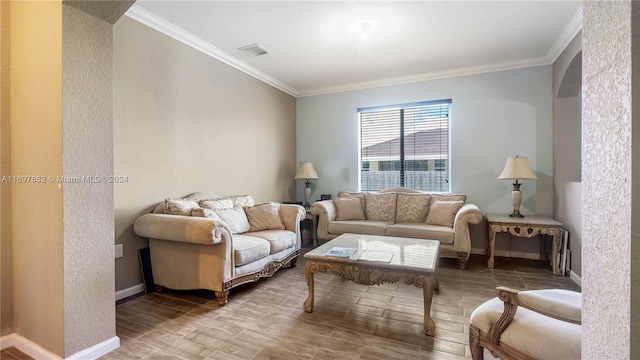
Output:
[304, 181, 311, 208]
[509, 184, 524, 218]
[509, 210, 524, 218]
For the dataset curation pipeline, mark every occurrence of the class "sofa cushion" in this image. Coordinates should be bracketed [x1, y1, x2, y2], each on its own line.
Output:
[190, 207, 221, 221]
[328, 220, 391, 236]
[199, 198, 234, 210]
[244, 202, 285, 232]
[364, 193, 397, 221]
[249, 230, 296, 254]
[334, 197, 366, 221]
[164, 199, 200, 216]
[386, 223, 455, 245]
[426, 200, 465, 227]
[396, 193, 432, 223]
[232, 235, 271, 266]
[214, 207, 251, 234]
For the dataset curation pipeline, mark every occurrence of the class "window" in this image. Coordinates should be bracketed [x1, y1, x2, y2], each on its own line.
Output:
[359, 99, 451, 192]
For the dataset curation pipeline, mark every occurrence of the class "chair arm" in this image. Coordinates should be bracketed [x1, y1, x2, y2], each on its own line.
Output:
[452, 204, 483, 253]
[488, 286, 582, 344]
[134, 213, 232, 245]
[310, 200, 336, 240]
[497, 286, 582, 324]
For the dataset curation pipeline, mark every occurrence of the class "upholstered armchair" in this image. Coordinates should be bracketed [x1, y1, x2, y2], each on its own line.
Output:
[469, 286, 581, 360]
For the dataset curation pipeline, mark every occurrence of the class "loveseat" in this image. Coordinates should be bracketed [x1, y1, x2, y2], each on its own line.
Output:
[133, 192, 305, 305]
[310, 187, 483, 268]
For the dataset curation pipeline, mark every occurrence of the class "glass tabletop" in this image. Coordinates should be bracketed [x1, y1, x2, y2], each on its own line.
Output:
[305, 233, 439, 272]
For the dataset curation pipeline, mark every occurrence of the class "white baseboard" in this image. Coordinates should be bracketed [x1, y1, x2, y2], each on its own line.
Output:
[115, 283, 145, 302]
[570, 270, 582, 287]
[1, 333, 120, 360]
[1, 333, 61, 359]
[66, 336, 119, 360]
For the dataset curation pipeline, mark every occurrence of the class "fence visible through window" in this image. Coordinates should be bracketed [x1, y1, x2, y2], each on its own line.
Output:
[359, 99, 451, 192]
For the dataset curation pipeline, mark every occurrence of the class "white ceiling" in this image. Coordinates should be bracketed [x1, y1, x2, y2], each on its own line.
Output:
[127, 1, 582, 97]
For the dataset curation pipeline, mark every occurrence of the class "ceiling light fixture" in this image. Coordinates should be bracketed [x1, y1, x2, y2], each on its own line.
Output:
[360, 23, 371, 40]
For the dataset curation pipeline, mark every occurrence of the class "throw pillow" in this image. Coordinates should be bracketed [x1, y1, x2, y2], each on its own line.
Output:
[191, 207, 221, 221]
[223, 195, 255, 208]
[426, 200, 465, 227]
[164, 198, 200, 216]
[334, 197, 366, 221]
[432, 194, 467, 203]
[214, 207, 251, 234]
[244, 202, 285, 232]
[199, 198, 234, 210]
[396, 193, 431, 223]
[364, 193, 397, 221]
[338, 191, 366, 199]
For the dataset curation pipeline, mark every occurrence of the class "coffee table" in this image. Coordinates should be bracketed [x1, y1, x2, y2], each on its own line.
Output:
[303, 233, 440, 336]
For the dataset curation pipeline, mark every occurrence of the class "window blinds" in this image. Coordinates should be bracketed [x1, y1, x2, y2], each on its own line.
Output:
[359, 99, 451, 192]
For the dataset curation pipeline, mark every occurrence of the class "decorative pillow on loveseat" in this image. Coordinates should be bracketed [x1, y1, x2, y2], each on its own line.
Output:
[364, 193, 397, 221]
[426, 200, 465, 227]
[190, 207, 221, 220]
[243, 202, 285, 232]
[214, 207, 250, 234]
[164, 199, 200, 216]
[334, 197, 366, 221]
[199, 198, 234, 210]
[396, 193, 432, 223]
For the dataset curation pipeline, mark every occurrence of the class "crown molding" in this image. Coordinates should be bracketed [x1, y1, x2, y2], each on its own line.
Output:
[297, 56, 551, 97]
[125, 4, 582, 99]
[546, 5, 583, 63]
[124, 5, 298, 97]
[299, 6, 584, 97]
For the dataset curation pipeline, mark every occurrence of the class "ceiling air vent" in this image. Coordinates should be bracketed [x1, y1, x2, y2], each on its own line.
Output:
[238, 43, 269, 56]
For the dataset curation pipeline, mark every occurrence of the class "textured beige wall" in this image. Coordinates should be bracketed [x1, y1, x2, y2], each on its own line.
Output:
[582, 1, 639, 358]
[552, 32, 582, 278]
[62, 4, 115, 356]
[0, 0, 13, 336]
[9, 1, 65, 355]
[113, 16, 297, 291]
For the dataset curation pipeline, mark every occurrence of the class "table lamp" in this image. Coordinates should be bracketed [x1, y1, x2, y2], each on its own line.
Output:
[294, 162, 318, 208]
[497, 156, 537, 218]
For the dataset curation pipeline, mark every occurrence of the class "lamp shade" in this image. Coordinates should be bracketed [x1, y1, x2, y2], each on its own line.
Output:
[497, 156, 537, 180]
[294, 162, 318, 180]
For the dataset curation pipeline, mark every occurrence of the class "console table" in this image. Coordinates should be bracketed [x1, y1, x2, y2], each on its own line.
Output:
[486, 214, 562, 275]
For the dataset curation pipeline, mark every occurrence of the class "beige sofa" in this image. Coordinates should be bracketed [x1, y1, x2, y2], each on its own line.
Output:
[134, 192, 305, 305]
[310, 187, 482, 268]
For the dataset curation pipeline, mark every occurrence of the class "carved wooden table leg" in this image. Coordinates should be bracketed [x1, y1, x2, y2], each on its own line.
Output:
[487, 226, 497, 269]
[421, 276, 435, 336]
[303, 261, 316, 312]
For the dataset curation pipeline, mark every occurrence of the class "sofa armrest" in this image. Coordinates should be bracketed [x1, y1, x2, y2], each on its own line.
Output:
[451, 203, 483, 254]
[134, 213, 232, 245]
[280, 203, 306, 231]
[310, 200, 336, 240]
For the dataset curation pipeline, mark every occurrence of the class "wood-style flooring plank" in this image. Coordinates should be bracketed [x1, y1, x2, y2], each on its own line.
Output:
[82, 253, 578, 360]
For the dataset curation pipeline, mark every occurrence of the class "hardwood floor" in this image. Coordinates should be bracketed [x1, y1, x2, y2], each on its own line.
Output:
[0, 346, 35, 360]
[97, 252, 579, 360]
